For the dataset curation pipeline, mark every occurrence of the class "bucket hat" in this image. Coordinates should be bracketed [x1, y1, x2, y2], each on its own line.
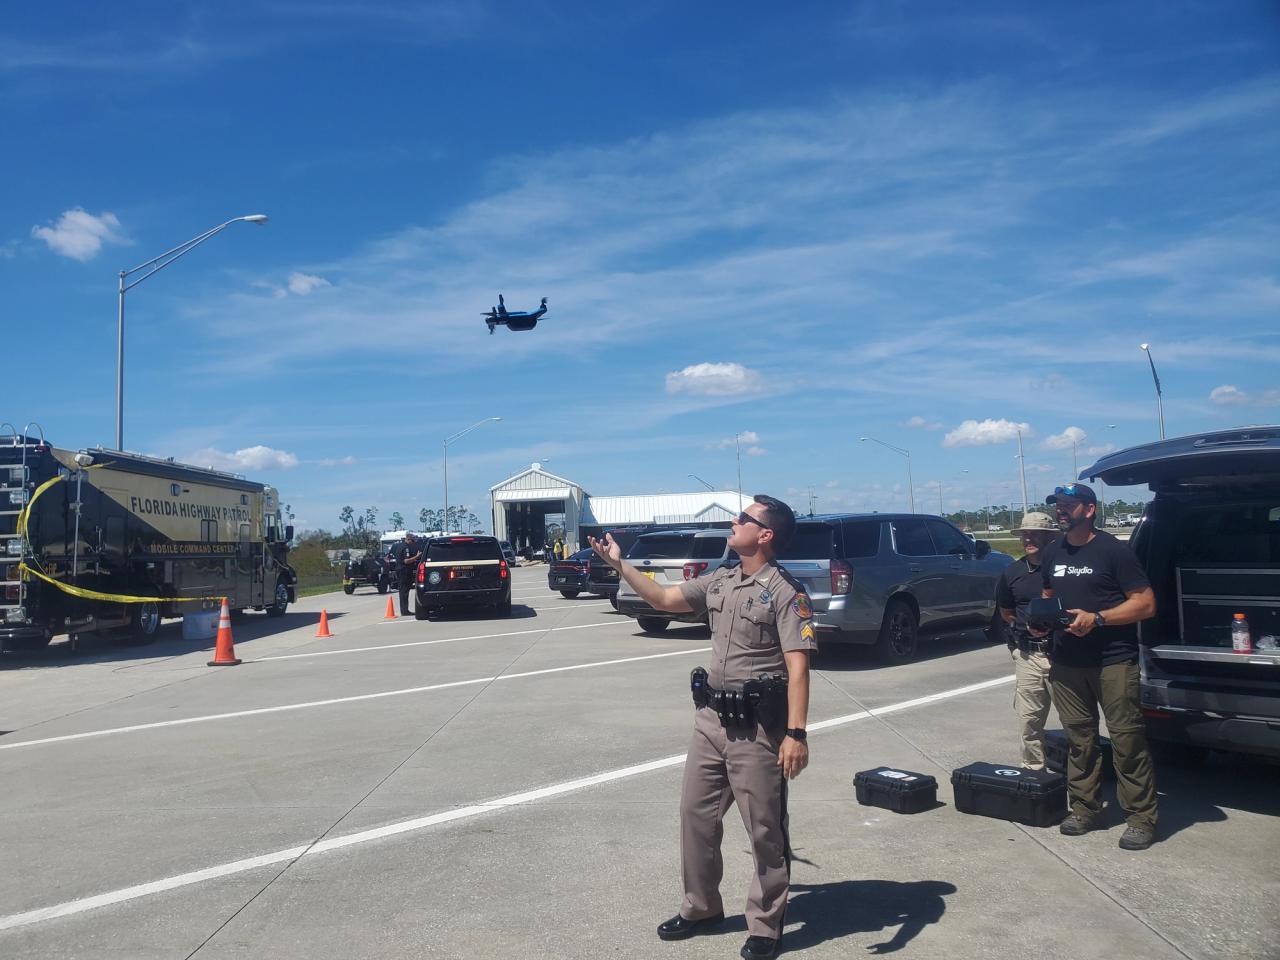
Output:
[1014, 511, 1057, 534]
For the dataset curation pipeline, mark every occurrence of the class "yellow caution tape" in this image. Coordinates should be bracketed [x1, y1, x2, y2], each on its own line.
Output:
[14, 467, 213, 606]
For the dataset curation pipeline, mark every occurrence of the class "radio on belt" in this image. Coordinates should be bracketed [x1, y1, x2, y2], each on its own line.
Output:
[853, 766, 938, 814]
[951, 762, 1067, 827]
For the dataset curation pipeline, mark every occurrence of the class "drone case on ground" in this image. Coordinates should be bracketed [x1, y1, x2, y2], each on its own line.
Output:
[1044, 729, 1115, 781]
[950, 762, 1067, 827]
[853, 767, 939, 814]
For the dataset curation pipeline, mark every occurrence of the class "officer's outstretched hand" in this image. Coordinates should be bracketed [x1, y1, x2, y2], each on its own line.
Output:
[588, 533, 622, 568]
[778, 736, 808, 779]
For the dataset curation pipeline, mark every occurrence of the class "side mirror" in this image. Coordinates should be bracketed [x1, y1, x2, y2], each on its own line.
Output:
[974, 540, 991, 557]
[284, 525, 294, 542]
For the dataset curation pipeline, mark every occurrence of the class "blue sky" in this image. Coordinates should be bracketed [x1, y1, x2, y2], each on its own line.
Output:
[4, 1, 1279, 532]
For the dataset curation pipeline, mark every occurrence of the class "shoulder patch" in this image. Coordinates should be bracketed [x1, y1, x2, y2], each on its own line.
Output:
[792, 593, 813, 619]
[801, 622, 816, 643]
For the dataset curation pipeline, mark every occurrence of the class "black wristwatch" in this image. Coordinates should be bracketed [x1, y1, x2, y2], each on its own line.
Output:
[785, 728, 807, 742]
[1094, 612, 1107, 628]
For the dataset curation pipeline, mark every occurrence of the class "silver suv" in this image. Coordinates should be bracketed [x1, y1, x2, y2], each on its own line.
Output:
[617, 528, 734, 634]
[778, 514, 1013, 663]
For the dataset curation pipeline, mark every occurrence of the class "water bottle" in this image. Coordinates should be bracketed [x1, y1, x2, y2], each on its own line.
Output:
[1231, 613, 1253, 654]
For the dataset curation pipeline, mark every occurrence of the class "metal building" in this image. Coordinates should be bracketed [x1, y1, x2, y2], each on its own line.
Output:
[490, 462, 748, 554]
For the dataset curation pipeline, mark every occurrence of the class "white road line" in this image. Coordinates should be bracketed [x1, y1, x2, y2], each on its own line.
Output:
[0, 647, 712, 752]
[0, 673, 1013, 932]
[255, 620, 635, 661]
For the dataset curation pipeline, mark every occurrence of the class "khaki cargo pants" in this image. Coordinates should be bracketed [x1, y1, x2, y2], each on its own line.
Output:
[1011, 645, 1053, 769]
[679, 706, 789, 939]
[1050, 660, 1158, 829]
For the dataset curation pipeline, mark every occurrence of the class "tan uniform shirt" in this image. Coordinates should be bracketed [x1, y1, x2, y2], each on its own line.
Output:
[679, 560, 817, 688]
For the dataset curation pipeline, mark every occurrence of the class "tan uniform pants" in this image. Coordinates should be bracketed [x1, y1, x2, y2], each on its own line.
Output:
[1011, 646, 1053, 769]
[680, 706, 789, 938]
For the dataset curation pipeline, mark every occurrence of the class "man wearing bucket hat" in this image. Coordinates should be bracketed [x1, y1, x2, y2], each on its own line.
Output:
[1032, 482, 1158, 850]
[995, 511, 1059, 770]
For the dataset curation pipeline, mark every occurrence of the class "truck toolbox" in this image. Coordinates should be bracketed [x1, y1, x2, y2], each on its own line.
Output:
[853, 766, 938, 813]
[1044, 729, 1115, 782]
[951, 762, 1067, 827]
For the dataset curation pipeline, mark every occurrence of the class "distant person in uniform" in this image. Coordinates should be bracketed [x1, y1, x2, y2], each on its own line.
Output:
[590, 494, 815, 960]
[390, 531, 423, 616]
[1030, 482, 1158, 850]
[995, 512, 1058, 769]
[555, 537, 565, 560]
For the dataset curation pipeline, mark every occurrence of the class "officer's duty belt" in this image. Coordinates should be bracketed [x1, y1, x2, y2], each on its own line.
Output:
[690, 667, 787, 731]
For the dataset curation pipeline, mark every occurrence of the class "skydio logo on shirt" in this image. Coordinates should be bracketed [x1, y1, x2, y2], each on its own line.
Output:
[1054, 564, 1094, 577]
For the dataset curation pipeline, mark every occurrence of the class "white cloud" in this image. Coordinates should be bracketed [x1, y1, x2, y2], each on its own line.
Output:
[1042, 426, 1087, 450]
[666, 362, 764, 397]
[315, 455, 357, 466]
[714, 430, 760, 449]
[31, 208, 127, 261]
[287, 272, 331, 295]
[903, 415, 943, 430]
[745, 446, 768, 457]
[1209, 384, 1249, 405]
[189, 445, 300, 472]
[943, 418, 1032, 448]
[1085, 443, 1117, 456]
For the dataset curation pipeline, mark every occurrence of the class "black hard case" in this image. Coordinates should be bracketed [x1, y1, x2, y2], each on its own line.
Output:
[1044, 729, 1116, 782]
[853, 767, 939, 814]
[950, 762, 1067, 827]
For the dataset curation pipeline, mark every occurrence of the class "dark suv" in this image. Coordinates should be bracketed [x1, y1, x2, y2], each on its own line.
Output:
[777, 514, 1013, 663]
[1082, 426, 1280, 761]
[343, 555, 389, 595]
[414, 536, 512, 619]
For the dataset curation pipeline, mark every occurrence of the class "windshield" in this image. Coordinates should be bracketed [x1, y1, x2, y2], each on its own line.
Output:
[627, 533, 697, 560]
[425, 539, 502, 562]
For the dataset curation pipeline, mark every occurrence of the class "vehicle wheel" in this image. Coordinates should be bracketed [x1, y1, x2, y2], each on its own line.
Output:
[343, 584, 356, 596]
[560, 590, 580, 599]
[874, 599, 918, 664]
[414, 604, 430, 621]
[128, 601, 162, 644]
[376, 580, 388, 595]
[636, 617, 670, 634]
[497, 593, 513, 616]
[609, 595, 619, 610]
[266, 580, 290, 618]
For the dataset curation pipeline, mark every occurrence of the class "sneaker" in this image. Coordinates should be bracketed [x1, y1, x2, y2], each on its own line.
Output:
[1118, 823, 1154, 850]
[1058, 813, 1096, 836]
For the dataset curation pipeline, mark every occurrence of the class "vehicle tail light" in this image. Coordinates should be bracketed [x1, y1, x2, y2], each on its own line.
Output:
[1141, 708, 1172, 721]
[448, 569, 456, 580]
[417, 563, 425, 585]
[451, 537, 475, 543]
[499, 559, 509, 579]
[4, 584, 18, 601]
[831, 559, 852, 595]
[683, 562, 709, 580]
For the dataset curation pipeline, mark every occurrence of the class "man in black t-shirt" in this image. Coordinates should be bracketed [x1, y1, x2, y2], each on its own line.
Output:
[1032, 482, 1158, 849]
[389, 532, 423, 616]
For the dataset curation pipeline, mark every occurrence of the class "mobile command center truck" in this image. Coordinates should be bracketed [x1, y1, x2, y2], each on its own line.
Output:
[0, 427, 296, 652]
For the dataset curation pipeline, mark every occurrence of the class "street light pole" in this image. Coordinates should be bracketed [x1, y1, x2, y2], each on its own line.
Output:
[735, 433, 744, 509]
[115, 214, 268, 451]
[860, 437, 915, 513]
[1140, 343, 1166, 440]
[1016, 429, 1029, 516]
[443, 417, 502, 534]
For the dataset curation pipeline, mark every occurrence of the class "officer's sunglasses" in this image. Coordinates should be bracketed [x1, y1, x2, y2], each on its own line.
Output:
[735, 511, 772, 531]
[1053, 484, 1086, 499]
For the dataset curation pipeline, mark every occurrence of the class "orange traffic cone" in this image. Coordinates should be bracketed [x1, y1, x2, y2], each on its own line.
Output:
[316, 609, 332, 638]
[207, 598, 241, 666]
[384, 595, 397, 620]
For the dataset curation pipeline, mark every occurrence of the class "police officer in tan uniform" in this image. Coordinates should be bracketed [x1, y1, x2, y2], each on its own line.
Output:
[591, 495, 815, 960]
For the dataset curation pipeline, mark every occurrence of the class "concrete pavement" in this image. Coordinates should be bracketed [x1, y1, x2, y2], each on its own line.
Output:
[0, 565, 1275, 958]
